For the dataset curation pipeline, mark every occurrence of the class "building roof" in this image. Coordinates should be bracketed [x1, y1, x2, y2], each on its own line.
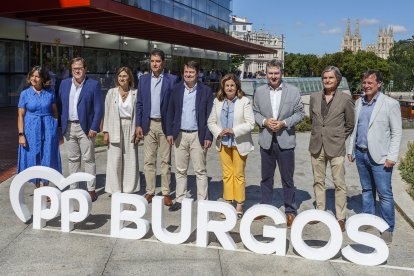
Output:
[0, 0, 275, 55]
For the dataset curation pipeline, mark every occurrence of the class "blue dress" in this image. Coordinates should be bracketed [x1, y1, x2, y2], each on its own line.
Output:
[17, 86, 62, 183]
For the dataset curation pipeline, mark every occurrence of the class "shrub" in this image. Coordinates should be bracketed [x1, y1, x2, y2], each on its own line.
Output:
[399, 142, 414, 197]
[295, 116, 312, 132]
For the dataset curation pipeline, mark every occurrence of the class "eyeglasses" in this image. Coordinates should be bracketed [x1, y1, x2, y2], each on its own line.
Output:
[72, 67, 84, 72]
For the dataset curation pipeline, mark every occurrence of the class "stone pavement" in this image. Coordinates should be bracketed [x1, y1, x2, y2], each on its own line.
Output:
[0, 131, 414, 275]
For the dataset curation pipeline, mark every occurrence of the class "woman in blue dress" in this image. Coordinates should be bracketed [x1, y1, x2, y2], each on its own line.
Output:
[17, 66, 62, 187]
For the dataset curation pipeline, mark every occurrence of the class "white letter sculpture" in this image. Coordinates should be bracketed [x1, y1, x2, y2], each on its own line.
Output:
[10, 166, 95, 230]
[33, 187, 61, 229]
[111, 193, 149, 239]
[291, 210, 343, 261]
[152, 196, 193, 244]
[196, 200, 237, 250]
[240, 204, 287, 255]
[341, 214, 389, 266]
[61, 189, 92, 232]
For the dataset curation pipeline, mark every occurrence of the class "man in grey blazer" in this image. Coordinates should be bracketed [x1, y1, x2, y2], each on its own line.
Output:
[309, 66, 355, 232]
[347, 69, 402, 244]
[253, 59, 305, 227]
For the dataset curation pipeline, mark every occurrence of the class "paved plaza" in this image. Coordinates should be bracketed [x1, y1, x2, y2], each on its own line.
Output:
[0, 131, 414, 275]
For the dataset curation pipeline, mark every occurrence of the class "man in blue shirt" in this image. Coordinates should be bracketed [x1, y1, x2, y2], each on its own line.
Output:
[347, 69, 402, 245]
[135, 49, 177, 206]
[166, 60, 214, 211]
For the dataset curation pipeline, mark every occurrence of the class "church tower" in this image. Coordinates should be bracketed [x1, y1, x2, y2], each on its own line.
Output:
[376, 27, 394, 59]
[341, 18, 362, 52]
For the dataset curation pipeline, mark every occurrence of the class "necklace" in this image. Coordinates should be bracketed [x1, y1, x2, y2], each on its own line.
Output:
[119, 87, 129, 102]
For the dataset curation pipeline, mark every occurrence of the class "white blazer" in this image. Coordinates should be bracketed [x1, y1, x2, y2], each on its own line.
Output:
[103, 87, 137, 143]
[347, 93, 402, 163]
[207, 96, 255, 156]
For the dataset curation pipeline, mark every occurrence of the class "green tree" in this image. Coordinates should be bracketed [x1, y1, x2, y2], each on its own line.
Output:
[388, 37, 414, 91]
[318, 50, 391, 92]
[230, 54, 245, 72]
[284, 53, 319, 77]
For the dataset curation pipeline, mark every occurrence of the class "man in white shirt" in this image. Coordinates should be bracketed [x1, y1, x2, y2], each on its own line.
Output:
[59, 57, 103, 201]
[253, 59, 305, 227]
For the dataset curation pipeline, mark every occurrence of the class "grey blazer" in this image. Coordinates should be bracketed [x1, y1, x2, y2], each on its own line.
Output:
[253, 82, 305, 150]
[102, 87, 137, 143]
[309, 90, 355, 157]
[347, 93, 402, 163]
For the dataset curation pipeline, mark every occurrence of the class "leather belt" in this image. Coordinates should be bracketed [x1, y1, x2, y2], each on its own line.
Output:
[150, 118, 162, 122]
[181, 129, 197, 133]
[356, 146, 368, 153]
[68, 120, 80, 123]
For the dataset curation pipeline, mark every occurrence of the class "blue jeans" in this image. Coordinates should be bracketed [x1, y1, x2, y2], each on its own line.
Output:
[355, 148, 394, 232]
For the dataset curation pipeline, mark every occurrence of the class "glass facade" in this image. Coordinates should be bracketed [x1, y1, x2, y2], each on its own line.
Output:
[0, 1, 234, 106]
[118, 0, 232, 34]
[0, 37, 230, 107]
[241, 77, 350, 98]
[0, 39, 28, 106]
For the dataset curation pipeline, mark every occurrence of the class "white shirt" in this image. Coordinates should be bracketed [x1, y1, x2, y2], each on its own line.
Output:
[68, 78, 85, 121]
[118, 91, 133, 118]
[261, 83, 285, 127]
[269, 84, 283, 119]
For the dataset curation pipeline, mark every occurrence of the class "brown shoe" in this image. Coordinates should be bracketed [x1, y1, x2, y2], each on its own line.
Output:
[144, 194, 154, 203]
[338, 219, 346, 232]
[286, 214, 295, 229]
[88, 190, 98, 202]
[163, 195, 173, 206]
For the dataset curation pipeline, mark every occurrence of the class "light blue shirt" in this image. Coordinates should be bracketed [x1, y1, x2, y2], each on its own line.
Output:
[220, 97, 237, 147]
[356, 93, 379, 149]
[180, 83, 198, 130]
[150, 72, 163, 118]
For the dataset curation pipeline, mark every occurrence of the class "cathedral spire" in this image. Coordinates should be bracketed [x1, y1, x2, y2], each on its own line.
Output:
[355, 18, 360, 36]
[346, 18, 351, 36]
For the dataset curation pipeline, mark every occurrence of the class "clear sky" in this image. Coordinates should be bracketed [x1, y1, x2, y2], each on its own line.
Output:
[232, 0, 413, 55]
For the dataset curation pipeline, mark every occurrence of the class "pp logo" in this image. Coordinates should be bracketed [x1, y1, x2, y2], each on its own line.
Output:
[10, 166, 94, 232]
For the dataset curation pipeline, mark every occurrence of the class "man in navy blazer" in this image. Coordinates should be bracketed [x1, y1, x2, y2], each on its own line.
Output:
[166, 60, 214, 211]
[59, 57, 103, 201]
[135, 49, 177, 206]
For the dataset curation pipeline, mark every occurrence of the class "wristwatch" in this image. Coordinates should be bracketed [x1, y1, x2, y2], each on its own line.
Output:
[18, 132, 24, 136]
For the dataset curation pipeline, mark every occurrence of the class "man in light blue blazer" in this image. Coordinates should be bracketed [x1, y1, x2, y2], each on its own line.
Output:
[135, 49, 177, 206]
[253, 59, 305, 227]
[59, 57, 103, 201]
[347, 69, 402, 244]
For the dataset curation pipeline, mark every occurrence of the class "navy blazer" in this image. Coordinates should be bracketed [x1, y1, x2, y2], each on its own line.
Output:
[166, 81, 214, 146]
[136, 72, 177, 135]
[59, 77, 103, 135]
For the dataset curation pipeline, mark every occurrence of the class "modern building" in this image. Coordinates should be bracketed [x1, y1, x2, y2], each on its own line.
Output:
[230, 15, 284, 77]
[0, 0, 274, 107]
[341, 18, 394, 59]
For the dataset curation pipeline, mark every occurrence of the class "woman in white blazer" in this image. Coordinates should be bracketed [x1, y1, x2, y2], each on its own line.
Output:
[207, 73, 255, 217]
[103, 67, 139, 193]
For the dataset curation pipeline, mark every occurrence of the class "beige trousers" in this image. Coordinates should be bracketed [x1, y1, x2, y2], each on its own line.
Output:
[105, 118, 139, 194]
[143, 120, 171, 195]
[64, 122, 96, 191]
[174, 131, 208, 203]
[311, 147, 347, 220]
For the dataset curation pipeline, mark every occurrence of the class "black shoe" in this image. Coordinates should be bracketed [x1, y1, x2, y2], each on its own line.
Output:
[169, 202, 182, 212]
